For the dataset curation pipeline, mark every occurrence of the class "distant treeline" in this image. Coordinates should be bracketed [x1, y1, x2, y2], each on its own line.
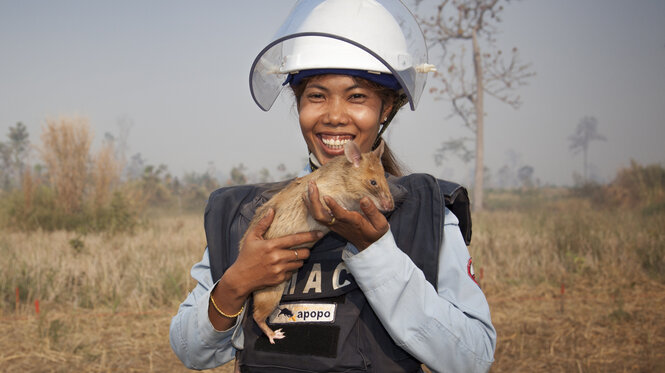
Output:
[0, 117, 297, 232]
[1, 117, 663, 232]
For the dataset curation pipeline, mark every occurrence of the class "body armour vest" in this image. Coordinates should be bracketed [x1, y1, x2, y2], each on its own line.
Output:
[205, 173, 471, 373]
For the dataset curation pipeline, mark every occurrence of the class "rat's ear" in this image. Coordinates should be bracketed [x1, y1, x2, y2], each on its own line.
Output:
[372, 140, 385, 159]
[344, 141, 362, 168]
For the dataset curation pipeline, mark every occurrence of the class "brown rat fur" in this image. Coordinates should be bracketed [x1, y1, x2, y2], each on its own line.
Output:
[239, 141, 394, 344]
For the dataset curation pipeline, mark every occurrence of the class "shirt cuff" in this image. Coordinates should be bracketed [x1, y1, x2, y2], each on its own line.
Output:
[342, 229, 406, 292]
[197, 282, 243, 348]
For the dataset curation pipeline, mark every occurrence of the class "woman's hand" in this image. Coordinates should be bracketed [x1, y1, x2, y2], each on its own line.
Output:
[229, 208, 321, 295]
[304, 180, 390, 250]
[209, 208, 321, 331]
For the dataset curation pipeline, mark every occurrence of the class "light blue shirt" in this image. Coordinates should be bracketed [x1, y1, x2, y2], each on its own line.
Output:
[169, 207, 496, 372]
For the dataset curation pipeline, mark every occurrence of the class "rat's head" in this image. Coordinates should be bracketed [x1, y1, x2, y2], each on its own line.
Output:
[343, 141, 394, 212]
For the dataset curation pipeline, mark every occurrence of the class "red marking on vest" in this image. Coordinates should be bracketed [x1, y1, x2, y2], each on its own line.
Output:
[467, 258, 478, 285]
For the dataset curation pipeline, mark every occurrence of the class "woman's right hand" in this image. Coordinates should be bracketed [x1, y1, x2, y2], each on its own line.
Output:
[209, 208, 321, 330]
[230, 208, 321, 295]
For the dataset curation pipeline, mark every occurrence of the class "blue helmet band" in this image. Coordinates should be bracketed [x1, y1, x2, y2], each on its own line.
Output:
[283, 68, 402, 92]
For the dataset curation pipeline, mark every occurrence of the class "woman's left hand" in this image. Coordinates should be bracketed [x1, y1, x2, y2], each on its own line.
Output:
[303, 180, 390, 250]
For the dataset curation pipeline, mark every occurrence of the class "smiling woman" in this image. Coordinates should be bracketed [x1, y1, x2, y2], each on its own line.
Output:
[296, 75, 390, 166]
[169, 1, 495, 372]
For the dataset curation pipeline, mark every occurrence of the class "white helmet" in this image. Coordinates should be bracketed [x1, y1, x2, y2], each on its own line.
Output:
[249, 0, 435, 111]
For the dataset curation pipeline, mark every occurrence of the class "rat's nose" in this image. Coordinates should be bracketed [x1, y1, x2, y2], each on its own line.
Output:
[380, 195, 394, 211]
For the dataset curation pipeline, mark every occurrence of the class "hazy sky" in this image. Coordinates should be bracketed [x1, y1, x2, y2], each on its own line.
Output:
[1, 0, 664, 186]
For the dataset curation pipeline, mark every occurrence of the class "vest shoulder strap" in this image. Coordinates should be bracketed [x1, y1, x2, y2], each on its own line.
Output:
[437, 179, 472, 245]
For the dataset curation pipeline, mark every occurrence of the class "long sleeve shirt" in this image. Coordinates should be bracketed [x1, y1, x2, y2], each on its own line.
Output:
[169, 207, 496, 372]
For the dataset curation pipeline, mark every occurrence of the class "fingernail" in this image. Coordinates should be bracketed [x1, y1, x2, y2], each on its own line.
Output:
[316, 231, 324, 238]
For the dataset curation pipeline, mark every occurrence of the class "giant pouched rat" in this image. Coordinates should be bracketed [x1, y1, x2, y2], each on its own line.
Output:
[240, 140, 394, 344]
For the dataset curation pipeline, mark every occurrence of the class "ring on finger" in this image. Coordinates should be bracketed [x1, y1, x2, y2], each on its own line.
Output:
[293, 249, 299, 260]
[327, 216, 336, 226]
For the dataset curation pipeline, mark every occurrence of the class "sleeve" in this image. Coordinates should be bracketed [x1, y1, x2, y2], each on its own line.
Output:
[342, 208, 496, 373]
[169, 248, 246, 370]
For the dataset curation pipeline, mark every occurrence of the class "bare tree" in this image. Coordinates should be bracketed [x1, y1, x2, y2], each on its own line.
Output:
[494, 149, 522, 189]
[126, 153, 146, 180]
[92, 135, 121, 209]
[414, 0, 534, 210]
[0, 142, 12, 190]
[517, 165, 534, 189]
[434, 137, 475, 166]
[568, 116, 606, 183]
[0, 122, 31, 190]
[115, 115, 133, 179]
[229, 163, 248, 185]
[9, 122, 30, 179]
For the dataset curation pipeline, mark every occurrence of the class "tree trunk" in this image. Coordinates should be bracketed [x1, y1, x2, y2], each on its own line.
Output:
[472, 28, 485, 211]
[583, 146, 588, 183]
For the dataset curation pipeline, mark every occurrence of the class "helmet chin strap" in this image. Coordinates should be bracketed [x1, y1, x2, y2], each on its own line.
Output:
[372, 93, 408, 150]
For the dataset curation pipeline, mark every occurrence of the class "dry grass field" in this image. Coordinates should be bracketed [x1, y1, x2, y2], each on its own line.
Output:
[1, 190, 664, 372]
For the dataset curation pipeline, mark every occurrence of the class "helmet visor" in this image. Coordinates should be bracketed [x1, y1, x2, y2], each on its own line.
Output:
[249, 0, 429, 111]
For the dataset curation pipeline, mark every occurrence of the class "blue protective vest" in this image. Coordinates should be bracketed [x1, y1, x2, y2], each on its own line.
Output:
[204, 174, 471, 372]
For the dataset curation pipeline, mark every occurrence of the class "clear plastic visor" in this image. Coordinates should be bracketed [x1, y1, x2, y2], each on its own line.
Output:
[249, 0, 429, 111]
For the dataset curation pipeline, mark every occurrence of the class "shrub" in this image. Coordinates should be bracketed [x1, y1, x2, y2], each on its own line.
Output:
[604, 160, 665, 208]
[40, 117, 92, 214]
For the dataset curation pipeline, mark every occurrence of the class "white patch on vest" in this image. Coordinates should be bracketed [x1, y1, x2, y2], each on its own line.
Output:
[303, 263, 322, 293]
[268, 302, 336, 324]
[332, 262, 351, 290]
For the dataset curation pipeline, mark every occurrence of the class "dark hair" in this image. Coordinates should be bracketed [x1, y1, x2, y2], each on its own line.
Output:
[291, 74, 406, 176]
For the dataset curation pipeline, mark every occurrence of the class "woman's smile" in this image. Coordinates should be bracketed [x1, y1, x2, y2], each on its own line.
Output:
[318, 134, 354, 154]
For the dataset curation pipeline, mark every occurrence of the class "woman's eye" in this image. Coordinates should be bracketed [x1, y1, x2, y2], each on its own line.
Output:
[350, 93, 366, 100]
[370, 179, 377, 186]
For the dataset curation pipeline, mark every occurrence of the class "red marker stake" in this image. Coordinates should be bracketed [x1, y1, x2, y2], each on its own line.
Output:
[35, 300, 40, 315]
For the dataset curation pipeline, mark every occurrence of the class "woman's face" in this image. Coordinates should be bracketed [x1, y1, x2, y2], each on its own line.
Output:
[297, 74, 392, 165]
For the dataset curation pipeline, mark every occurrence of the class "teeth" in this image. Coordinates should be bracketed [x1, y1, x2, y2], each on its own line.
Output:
[322, 136, 351, 149]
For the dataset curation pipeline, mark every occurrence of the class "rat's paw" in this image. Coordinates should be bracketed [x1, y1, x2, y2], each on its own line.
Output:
[268, 328, 286, 344]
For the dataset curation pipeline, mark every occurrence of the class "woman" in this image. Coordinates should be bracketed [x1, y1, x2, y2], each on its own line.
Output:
[170, 1, 495, 372]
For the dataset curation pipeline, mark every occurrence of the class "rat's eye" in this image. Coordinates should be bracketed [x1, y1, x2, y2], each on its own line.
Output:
[370, 179, 377, 186]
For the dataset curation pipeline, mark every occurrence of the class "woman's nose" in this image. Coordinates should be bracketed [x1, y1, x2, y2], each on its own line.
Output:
[324, 98, 349, 126]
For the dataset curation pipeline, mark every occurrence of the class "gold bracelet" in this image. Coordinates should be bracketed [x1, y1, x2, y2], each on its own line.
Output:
[210, 295, 244, 318]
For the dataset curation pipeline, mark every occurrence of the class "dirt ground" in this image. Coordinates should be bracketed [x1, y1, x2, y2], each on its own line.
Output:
[2, 280, 663, 372]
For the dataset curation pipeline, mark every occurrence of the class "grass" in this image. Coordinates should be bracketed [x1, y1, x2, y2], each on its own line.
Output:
[476, 189, 665, 372]
[0, 215, 199, 314]
[1, 189, 664, 372]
